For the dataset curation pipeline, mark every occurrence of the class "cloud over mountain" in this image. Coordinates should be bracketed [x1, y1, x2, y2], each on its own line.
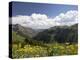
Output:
[11, 10, 78, 29]
[54, 10, 78, 26]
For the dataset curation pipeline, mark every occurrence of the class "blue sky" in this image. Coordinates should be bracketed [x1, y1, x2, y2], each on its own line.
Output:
[11, 1, 78, 29]
[12, 1, 78, 18]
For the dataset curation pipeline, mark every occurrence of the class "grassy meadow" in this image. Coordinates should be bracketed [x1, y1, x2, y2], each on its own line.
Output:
[12, 43, 78, 58]
[11, 24, 78, 58]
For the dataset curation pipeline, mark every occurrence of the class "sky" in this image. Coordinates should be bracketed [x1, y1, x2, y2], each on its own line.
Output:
[10, 1, 78, 29]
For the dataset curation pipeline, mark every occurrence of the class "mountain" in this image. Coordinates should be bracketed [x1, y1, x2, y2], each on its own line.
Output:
[10, 23, 78, 44]
[10, 24, 47, 47]
[10, 24, 44, 38]
[33, 24, 78, 44]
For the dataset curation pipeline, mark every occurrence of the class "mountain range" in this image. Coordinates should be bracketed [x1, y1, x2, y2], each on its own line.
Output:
[10, 23, 78, 44]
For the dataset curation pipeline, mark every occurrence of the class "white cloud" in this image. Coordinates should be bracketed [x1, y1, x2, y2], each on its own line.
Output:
[11, 13, 55, 29]
[11, 10, 78, 29]
[54, 10, 78, 26]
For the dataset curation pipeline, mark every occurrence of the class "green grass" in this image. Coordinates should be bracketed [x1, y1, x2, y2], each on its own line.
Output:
[12, 32, 25, 44]
[12, 43, 78, 58]
[11, 32, 78, 58]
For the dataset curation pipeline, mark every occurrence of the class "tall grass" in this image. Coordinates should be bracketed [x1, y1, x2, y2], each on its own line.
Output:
[12, 43, 78, 58]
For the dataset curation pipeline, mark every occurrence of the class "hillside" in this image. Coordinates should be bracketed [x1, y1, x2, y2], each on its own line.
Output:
[33, 24, 78, 44]
[11, 24, 44, 38]
[11, 24, 78, 58]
